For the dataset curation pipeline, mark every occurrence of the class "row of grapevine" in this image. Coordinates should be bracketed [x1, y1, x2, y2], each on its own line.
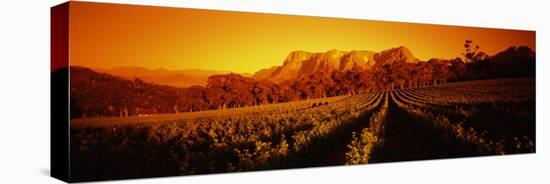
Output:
[345, 92, 389, 164]
[69, 78, 535, 181]
[70, 91, 385, 180]
[391, 85, 534, 155]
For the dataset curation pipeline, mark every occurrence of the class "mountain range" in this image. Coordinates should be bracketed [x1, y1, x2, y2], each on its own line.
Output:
[88, 46, 419, 86]
[252, 46, 419, 83]
[92, 67, 237, 87]
[84, 45, 533, 87]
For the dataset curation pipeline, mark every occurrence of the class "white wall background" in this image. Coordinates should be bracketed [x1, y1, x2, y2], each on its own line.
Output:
[0, 0, 547, 183]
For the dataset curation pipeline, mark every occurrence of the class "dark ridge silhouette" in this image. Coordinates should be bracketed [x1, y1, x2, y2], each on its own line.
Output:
[490, 46, 536, 78]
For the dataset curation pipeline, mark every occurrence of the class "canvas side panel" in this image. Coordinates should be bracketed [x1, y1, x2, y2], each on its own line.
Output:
[51, 2, 70, 183]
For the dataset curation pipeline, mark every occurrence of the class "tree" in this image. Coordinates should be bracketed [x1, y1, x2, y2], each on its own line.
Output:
[447, 57, 466, 82]
[405, 63, 420, 88]
[372, 64, 393, 90]
[253, 80, 275, 105]
[350, 66, 370, 94]
[329, 70, 345, 96]
[463, 40, 478, 63]
[463, 40, 489, 63]
[427, 59, 450, 85]
[390, 61, 411, 89]
[417, 62, 433, 87]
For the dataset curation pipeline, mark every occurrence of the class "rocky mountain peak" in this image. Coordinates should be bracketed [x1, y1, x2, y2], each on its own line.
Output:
[373, 46, 417, 65]
[253, 46, 419, 83]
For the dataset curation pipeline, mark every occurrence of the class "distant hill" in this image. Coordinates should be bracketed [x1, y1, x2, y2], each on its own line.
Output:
[93, 66, 232, 87]
[490, 46, 536, 78]
[253, 46, 418, 83]
[68, 66, 189, 118]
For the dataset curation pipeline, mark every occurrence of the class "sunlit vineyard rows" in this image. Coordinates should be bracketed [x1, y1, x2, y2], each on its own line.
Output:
[70, 78, 535, 181]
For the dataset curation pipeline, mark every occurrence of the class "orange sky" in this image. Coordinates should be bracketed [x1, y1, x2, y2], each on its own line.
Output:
[68, 1, 535, 73]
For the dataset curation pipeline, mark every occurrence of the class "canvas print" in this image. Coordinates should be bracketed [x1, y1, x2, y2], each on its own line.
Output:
[51, 1, 536, 182]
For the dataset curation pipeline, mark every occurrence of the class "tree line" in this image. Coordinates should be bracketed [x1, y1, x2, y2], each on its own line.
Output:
[66, 42, 535, 118]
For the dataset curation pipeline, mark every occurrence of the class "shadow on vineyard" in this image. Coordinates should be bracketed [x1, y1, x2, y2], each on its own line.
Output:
[369, 92, 483, 163]
[415, 101, 536, 154]
[393, 79, 536, 155]
[286, 93, 386, 167]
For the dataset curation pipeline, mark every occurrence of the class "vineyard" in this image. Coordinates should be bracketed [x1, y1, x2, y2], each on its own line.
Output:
[70, 78, 535, 181]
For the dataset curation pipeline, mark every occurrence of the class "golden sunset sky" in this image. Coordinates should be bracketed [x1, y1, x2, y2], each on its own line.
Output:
[68, 2, 535, 73]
